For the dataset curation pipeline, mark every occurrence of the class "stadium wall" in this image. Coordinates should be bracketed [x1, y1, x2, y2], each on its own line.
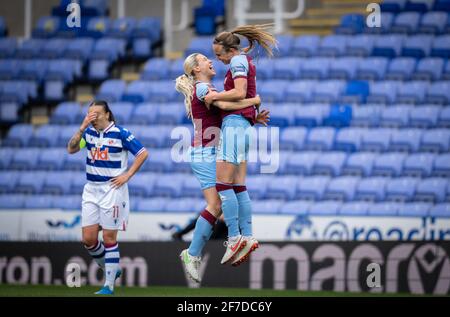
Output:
[0, 241, 449, 294]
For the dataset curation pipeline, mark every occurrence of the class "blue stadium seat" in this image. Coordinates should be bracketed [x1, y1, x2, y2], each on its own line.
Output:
[0, 171, 19, 193]
[385, 57, 416, 80]
[403, 35, 434, 58]
[414, 177, 448, 202]
[357, 57, 389, 80]
[380, 106, 410, 128]
[135, 126, 174, 148]
[438, 106, 450, 127]
[419, 11, 449, 33]
[385, 177, 419, 202]
[429, 203, 450, 217]
[32, 16, 60, 38]
[431, 35, 450, 58]
[351, 105, 382, 127]
[346, 34, 376, 56]
[317, 35, 348, 57]
[0, 17, 6, 37]
[279, 200, 311, 215]
[149, 81, 179, 102]
[265, 176, 298, 200]
[273, 58, 302, 80]
[109, 102, 134, 124]
[180, 175, 204, 198]
[64, 37, 95, 60]
[258, 80, 288, 103]
[367, 81, 399, 104]
[396, 81, 428, 104]
[405, 0, 434, 12]
[335, 14, 365, 34]
[285, 152, 320, 175]
[37, 148, 67, 171]
[323, 104, 353, 128]
[369, 11, 395, 32]
[2, 124, 34, 147]
[269, 104, 295, 127]
[141, 149, 172, 172]
[294, 104, 328, 127]
[300, 57, 330, 79]
[342, 152, 377, 176]
[122, 80, 152, 103]
[0, 148, 15, 170]
[420, 129, 450, 152]
[156, 103, 185, 125]
[433, 153, 450, 177]
[409, 105, 440, 128]
[52, 195, 82, 210]
[334, 127, 364, 152]
[57, 125, 79, 148]
[28, 125, 61, 148]
[15, 39, 46, 58]
[0, 59, 21, 80]
[304, 127, 336, 151]
[132, 17, 161, 42]
[339, 202, 370, 216]
[41, 171, 73, 195]
[152, 174, 184, 197]
[443, 62, 450, 80]
[107, 17, 137, 39]
[372, 152, 407, 177]
[128, 173, 156, 197]
[0, 194, 25, 209]
[323, 176, 360, 201]
[246, 176, 270, 199]
[96, 80, 127, 103]
[341, 80, 369, 104]
[130, 103, 159, 125]
[328, 57, 361, 80]
[279, 127, 308, 150]
[361, 128, 393, 152]
[355, 177, 389, 201]
[391, 12, 421, 33]
[403, 153, 435, 177]
[397, 202, 432, 217]
[434, 0, 450, 11]
[291, 35, 320, 57]
[15, 171, 46, 194]
[69, 172, 86, 195]
[85, 17, 111, 38]
[211, 60, 227, 79]
[62, 149, 85, 171]
[141, 58, 171, 80]
[253, 58, 274, 80]
[389, 129, 423, 152]
[308, 201, 342, 216]
[426, 81, 450, 104]
[185, 36, 215, 58]
[373, 35, 405, 57]
[312, 80, 345, 103]
[285, 80, 316, 102]
[295, 176, 330, 200]
[50, 102, 81, 125]
[312, 151, 347, 176]
[10, 148, 40, 170]
[413, 57, 445, 81]
[136, 197, 167, 212]
[251, 200, 284, 214]
[40, 39, 70, 59]
[367, 202, 400, 216]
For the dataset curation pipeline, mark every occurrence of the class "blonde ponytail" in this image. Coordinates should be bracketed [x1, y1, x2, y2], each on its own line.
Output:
[174, 53, 199, 119]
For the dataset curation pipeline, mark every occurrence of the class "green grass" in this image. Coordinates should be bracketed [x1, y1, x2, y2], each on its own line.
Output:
[0, 284, 434, 297]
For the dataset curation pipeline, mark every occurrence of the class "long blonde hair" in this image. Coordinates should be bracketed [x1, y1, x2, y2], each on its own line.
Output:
[175, 53, 200, 119]
[214, 23, 278, 57]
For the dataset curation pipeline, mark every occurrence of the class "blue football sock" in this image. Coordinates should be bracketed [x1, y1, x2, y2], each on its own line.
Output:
[216, 183, 240, 237]
[234, 186, 252, 236]
[188, 210, 216, 257]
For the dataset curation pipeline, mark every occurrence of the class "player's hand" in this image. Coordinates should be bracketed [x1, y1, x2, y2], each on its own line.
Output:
[111, 173, 130, 189]
[204, 89, 217, 105]
[255, 109, 270, 126]
[80, 112, 97, 131]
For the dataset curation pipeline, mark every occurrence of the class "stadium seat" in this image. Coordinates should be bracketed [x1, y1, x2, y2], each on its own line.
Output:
[41, 171, 73, 195]
[373, 34, 405, 57]
[284, 152, 319, 175]
[389, 129, 423, 152]
[403, 153, 435, 177]
[269, 104, 295, 127]
[341, 80, 369, 103]
[380, 106, 410, 128]
[254, 58, 274, 80]
[62, 149, 85, 171]
[180, 175, 204, 198]
[265, 176, 298, 200]
[396, 81, 428, 104]
[361, 128, 393, 152]
[69, 172, 86, 195]
[409, 105, 440, 128]
[185, 36, 215, 58]
[414, 177, 448, 203]
[342, 152, 377, 177]
[0, 38, 17, 58]
[426, 81, 450, 105]
[355, 177, 389, 201]
[285, 81, 316, 103]
[402, 35, 433, 58]
[165, 198, 205, 213]
[0, 194, 25, 209]
[334, 127, 365, 152]
[15, 171, 46, 194]
[438, 106, 450, 127]
[9, 148, 40, 170]
[413, 57, 445, 81]
[346, 34, 376, 56]
[351, 105, 382, 127]
[294, 104, 328, 127]
[37, 148, 67, 170]
[28, 125, 61, 148]
[273, 58, 302, 80]
[367, 202, 400, 216]
[323, 176, 360, 201]
[429, 203, 450, 217]
[317, 35, 348, 57]
[397, 202, 431, 217]
[152, 174, 184, 197]
[385, 57, 417, 80]
[308, 201, 342, 216]
[391, 12, 421, 33]
[251, 200, 284, 214]
[279, 127, 308, 150]
[311, 80, 345, 103]
[96, 80, 127, 103]
[246, 176, 271, 199]
[339, 202, 370, 216]
[372, 152, 407, 177]
[127, 173, 157, 197]
[279, 200, 311, 215]
[32, 16, 60, 38]
[385, 177, 419, 202]
[65, 38, 95, 61]
[50, 102, 81, 125]
[367, 81, 399, 104]
[420, 129, 450, 152]
[433, 153, 450, 177]
[431, 35, 450, 58]
[295, 176, 330, 200]
[136, 197, 167, 212]
[335, 14, 365, 35]
[300, 57, 330, 79]
[142, 149, 173, 173]
[312, 151, 347, 176]
[109, 102, 134, 124]
[130, 103, 159, 125]
[52, 195, 82, 210]
[2, 124, 34, 147]
[291, 35, 320, 57]
[0, 171, 19, 193]
[141, 58, 171, 80]
[304, 127, 336, 151]
[326, 105, 354, 128]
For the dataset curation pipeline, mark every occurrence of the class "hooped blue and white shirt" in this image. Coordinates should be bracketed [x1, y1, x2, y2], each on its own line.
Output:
[82, 122, 146, 182]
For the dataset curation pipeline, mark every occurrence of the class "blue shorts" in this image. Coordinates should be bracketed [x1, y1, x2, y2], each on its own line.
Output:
[217, 114, 253, 165]
[190, 146, 217, 190]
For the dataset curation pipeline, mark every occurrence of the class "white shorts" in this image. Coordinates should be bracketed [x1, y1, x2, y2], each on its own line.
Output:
[81, 182, 130, 231]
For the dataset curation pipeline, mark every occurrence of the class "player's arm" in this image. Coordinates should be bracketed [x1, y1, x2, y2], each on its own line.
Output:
[67, 112, 96, 154]
[111, 149, 148, 189]
[213, 94, 261, 110]
[204, 78, 247, 104]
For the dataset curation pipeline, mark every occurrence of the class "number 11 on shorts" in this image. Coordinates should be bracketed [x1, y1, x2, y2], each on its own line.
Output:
[112, 206, 119, 218]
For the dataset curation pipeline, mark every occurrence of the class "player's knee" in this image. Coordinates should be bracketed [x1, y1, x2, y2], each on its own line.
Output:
[207, 204, 222, 218]
[102, 235, 117, 246]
